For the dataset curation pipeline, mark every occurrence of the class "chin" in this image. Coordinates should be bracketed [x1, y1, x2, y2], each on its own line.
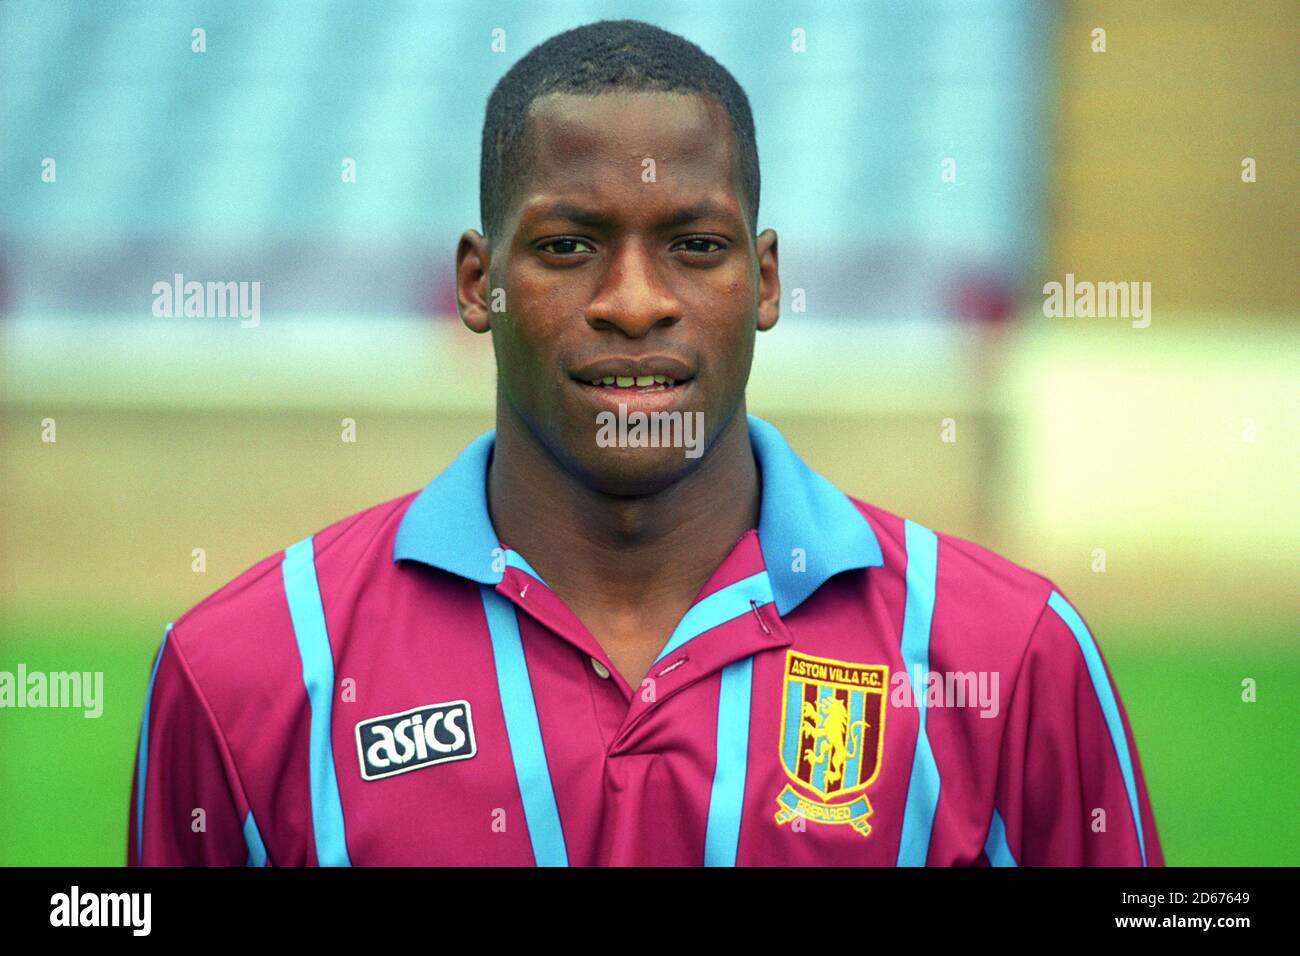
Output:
[569, 445, 707, 498]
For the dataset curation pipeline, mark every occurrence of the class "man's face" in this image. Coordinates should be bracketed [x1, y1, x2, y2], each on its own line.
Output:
[458, 90, 779, 496]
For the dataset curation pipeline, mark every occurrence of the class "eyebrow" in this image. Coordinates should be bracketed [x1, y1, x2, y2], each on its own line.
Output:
[524, 199, 737, 230]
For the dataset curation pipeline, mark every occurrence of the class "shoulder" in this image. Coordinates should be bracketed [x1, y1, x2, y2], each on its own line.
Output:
[846, 495, 1074, 665]
[849, 495, 1058, 606]
[165, 490, 422, 691]
[843, 495, 1120, 732]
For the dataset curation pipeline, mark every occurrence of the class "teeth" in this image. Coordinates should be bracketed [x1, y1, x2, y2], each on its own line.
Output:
[588, 374, 680, 387]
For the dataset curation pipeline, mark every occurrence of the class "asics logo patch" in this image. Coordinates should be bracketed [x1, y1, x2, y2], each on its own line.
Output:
[355, 699, 476, 781]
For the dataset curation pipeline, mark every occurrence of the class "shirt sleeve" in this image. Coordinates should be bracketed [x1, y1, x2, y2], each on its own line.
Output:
[127, 623, 264, 866]
[988, 590, 1164, 866]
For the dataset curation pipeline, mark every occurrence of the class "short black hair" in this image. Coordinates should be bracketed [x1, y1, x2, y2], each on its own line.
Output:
[479, 19, 760, 245]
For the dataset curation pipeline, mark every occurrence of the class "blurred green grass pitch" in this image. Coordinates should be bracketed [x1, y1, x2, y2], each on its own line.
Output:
[2, 612, 1295, 866]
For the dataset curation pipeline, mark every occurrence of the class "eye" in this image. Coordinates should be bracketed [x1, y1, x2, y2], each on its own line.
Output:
[674, 237, 725, 254]
[538, 237, 594, 255]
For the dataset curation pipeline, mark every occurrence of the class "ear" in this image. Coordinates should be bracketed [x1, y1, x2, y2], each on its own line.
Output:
[755, 228, 780, 332]
[455, 230, 493, 334]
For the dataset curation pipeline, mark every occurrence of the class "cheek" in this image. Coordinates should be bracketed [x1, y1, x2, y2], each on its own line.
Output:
[708, 324, 758, 408]
[504, 271, 571, 345]
[492, 305, 567, 407]
[702, 300, 756, 372]
[720, 336, 755, 388]
[489, 314, 537, 403]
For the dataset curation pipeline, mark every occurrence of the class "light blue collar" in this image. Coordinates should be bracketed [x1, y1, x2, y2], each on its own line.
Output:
[393, 415, 883, 615]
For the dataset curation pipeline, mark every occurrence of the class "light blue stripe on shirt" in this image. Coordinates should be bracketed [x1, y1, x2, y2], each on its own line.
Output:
[703, 657, 755, 866]
[983, 807, 1017, 866]
[282, 535, 352, 866]
[480, 586, 569, 866]
[133, 623, 171, 862]
[1047, 590, 1148, 866]
[896, 520, 941, 866]
[655, 571, 773, 663]
[243, 810, 268, 867]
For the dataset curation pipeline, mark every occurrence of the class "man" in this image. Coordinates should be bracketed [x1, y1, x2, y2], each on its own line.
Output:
[129, 19, 1162, 866]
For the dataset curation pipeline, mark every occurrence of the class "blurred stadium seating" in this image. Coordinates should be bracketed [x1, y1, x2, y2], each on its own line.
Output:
[1, 1, 1295, 865]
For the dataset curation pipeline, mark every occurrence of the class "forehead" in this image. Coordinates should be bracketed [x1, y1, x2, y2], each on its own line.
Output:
[515, 91, 744, 221]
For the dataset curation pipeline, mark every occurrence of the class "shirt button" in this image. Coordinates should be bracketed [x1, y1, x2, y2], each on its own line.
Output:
[590, 658, 611, 679]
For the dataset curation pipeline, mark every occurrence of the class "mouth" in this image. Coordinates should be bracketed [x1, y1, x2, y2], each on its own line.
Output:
[579, 373, 683, 393]
[569, 356, 696, 394]
[568, 358, 697, 412]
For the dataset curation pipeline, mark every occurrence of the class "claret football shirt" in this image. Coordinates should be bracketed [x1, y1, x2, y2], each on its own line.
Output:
[128, 415, 1162, 866]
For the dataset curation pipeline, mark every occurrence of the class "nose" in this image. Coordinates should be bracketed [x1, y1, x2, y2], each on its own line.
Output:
[584, 238, 681, 337]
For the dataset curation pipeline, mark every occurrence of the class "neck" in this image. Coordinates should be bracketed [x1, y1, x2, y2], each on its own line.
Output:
[487, 406, 760, 612]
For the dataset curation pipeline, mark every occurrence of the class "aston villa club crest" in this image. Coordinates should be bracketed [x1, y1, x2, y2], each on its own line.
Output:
[774, 651, 888, 837]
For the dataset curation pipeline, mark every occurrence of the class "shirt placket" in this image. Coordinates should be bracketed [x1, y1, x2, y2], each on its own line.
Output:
[494, 531, 796, 751]
[494, 565, 635, 701]
[610, 592, 793, 753]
